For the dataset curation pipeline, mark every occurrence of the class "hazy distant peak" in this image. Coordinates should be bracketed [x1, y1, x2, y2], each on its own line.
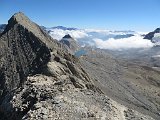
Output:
[154, 28, 160, 33]
[63, 34, 72, 39]
[60, 34, 80, 53]
[51, 26, 77, 30]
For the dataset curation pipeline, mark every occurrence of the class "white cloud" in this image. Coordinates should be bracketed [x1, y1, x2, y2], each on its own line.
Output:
[153, 33, 160, 44]
[47, 28, 154, 50]
[48, 29, 88, 40]
[84, 29, 110, 33]
[48, 28, 136, 40]
[84, 29, 137, 36]
[94, 35, 154, 50]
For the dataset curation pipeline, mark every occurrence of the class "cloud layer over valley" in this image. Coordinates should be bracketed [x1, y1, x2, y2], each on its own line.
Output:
[94, 35, 154, 50]
[47, 27, 154, 50]
[48, 28, 89, 40]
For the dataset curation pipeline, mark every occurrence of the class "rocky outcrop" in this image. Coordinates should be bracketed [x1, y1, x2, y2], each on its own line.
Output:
[0, 12, 52, 99]
[0, 12, 61, 118]
[1, 74, 154, 120]
[60, 34, 80, 54]
[144, 28, 160, 41]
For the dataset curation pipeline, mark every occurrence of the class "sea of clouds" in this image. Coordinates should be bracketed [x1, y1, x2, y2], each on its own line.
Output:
[94, 35, 154, 50]
[47, 28, 154, 50]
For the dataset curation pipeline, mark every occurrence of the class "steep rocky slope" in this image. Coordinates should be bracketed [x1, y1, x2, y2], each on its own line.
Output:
[0, 12, 95, 119]
[80, 49, 160, 120]
[0, 12, 157, 120]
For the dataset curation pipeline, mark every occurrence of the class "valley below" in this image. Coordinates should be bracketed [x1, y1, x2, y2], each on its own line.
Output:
[80, 48, 160, 119]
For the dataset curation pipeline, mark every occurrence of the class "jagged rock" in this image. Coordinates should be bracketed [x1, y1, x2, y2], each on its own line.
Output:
[0, 74, 154, 120]
[0, 12, 52, 98]
[0, 12, 101, 120]
[0, 12, 61, 118]
[69, 76, 85, 89]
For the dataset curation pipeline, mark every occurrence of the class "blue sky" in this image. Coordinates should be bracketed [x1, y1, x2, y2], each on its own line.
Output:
[0, 0, 160, 31]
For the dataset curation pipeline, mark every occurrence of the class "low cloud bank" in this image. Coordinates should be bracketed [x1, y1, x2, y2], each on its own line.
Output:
[47, 28, 154, 50]
[49, 29, 88, 40]
[94, 35, 154, 50]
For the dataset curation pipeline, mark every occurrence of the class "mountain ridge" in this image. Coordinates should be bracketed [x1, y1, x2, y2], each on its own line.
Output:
[0, 12, 103, 120]
[0, 12, 158, 120]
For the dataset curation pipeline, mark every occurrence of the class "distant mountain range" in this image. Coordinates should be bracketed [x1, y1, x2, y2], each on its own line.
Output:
[41, 26, 140, 49]
[1, 24, 160, 49]
[43, 26, 77, 31]
[50, 26, 77, 30]
[46, 26, 160, 49]
[0, 24, 77, 33]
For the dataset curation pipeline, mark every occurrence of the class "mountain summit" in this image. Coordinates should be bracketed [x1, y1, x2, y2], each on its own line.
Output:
[60, 34, 80, 53]
[4, 12, 38, 34]
[0, 12, 51, 102]
[0, 12, 100, 120]
[8, 12, 31, 26]
[63, 34, 72, 39]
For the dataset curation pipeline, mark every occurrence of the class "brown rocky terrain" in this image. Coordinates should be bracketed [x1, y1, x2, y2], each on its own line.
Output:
[0, 12, 158, 120]
[80, 48, 160, 120]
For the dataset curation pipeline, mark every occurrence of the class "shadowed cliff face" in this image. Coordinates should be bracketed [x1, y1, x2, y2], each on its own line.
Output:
[144, 28, 160, 41]
[0, 12, 51, 101]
